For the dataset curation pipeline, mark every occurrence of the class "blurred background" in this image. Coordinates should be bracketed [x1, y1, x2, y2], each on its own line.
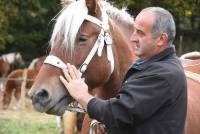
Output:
[0, 0, 199, 65]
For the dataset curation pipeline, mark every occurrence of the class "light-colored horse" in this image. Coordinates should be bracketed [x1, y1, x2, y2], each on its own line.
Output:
[180, 51, 200, 134]
[1, 52, 25, 65]
[2, 56, 45, 110]
[0, 52, 25, 92]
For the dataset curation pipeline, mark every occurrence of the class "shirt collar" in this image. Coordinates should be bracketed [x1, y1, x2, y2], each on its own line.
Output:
[131, 45, 176, 70]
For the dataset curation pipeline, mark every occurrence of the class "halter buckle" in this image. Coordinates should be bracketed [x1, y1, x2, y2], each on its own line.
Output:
[105, 33, 112, 45]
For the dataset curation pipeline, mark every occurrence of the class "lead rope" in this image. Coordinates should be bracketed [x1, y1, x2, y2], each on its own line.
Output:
[89, 119, 100, 134]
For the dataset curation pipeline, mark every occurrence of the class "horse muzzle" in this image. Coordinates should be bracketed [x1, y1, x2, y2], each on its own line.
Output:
[28, 87, 71, 116]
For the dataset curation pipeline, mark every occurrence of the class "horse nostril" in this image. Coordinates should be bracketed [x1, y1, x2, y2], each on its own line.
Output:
[33, 89, 51, 105]
[38, 89, 48, 98]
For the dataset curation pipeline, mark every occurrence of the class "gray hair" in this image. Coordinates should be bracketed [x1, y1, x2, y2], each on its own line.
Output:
[142, 7, 176, 45]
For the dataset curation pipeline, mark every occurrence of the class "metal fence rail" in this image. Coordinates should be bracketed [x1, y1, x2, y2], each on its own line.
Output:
[0, 77, 35, 81]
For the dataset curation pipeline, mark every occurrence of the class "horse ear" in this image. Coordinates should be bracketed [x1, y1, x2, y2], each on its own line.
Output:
[85, 0, 97, 15]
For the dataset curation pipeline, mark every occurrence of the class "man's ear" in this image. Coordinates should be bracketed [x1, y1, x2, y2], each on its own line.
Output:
[157, 33, 168, 47]
[85, 0, 97, 15]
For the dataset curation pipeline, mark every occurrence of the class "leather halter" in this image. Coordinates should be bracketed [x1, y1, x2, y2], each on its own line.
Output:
[44, 4, 114, 113]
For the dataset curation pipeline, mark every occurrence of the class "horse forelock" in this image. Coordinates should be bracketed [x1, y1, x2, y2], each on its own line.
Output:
[50, 0, 88, 52]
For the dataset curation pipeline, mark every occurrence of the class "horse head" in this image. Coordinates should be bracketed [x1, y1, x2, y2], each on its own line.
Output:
[28, 0, 135, 116]
[15, 52, 25, 66]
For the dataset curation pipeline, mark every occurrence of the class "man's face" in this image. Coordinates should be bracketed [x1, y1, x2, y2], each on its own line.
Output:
[130, 11, 159, 60]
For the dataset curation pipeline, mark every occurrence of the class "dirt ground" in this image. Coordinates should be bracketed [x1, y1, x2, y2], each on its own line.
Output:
[0, 91, 57, 124]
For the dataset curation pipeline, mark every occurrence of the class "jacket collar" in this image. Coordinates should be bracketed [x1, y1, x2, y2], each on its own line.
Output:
[131, 45, 176, 70]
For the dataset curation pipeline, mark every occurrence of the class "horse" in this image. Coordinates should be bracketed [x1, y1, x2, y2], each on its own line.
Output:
[0, 59, 10, 77]
[180, 51, 200, 74]
[0, 52, 25, 92]
[185, 77, 200, 134]
[28, 0, 135, 133]
[180, 51, 200, 60]
[2, 56, 45, 110]
[2, 69, 38, 110]
[180, 52, 200, 134]
[0, 59, 10, 92]
[27, 0, 200, 134]
[1, 52, 25, 68]
[28, 56, 46, 71]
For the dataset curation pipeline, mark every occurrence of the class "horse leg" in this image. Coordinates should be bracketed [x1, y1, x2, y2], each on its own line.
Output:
[81, 114, 92, 134]
[56, 116, 64, 134]
[13, 86, 21, 110]
[0, 63, 10, 92]
[2, 90, 12, 110]
[0, 81, 5, 92]
[63, 111, 77, 134]
[56, 111, 78, 134]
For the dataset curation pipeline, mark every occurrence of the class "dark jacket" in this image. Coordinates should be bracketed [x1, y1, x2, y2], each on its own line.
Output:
[87, 46, 187, 134]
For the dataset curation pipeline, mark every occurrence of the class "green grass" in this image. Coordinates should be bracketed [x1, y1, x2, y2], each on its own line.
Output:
[0, 118, 58, 134]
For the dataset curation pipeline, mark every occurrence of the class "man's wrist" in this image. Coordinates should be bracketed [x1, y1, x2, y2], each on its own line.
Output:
[77, 93, 94, 111]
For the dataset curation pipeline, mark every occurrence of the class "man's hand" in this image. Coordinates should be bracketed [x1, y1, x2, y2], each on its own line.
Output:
[59, 63, 93, 109]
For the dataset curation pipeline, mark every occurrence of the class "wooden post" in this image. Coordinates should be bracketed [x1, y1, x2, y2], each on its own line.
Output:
[178, 35, 183, 56]
[20, 69, 28, 127]
[63, 111, 77, 134]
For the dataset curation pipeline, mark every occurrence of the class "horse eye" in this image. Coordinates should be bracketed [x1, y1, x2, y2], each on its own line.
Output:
[78, 35, 88, 45]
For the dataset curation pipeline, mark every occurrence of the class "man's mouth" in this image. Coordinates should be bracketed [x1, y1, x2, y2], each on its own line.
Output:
[135, 44, 140, 49]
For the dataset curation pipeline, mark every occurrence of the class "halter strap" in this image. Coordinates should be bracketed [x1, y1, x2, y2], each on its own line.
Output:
[85, 15, 102, 28]
[79, 11, 115, 74]
[44, 55, 67, 69]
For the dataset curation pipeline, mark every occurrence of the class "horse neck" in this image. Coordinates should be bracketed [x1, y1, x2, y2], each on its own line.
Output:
[97, 22, 136, 99]
[28, 58, 39, 69]
[111, 19, 133, 39]
[111, 21, 136, 70]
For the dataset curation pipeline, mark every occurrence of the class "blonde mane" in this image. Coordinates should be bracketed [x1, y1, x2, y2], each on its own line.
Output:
[50, 0, 133, 52]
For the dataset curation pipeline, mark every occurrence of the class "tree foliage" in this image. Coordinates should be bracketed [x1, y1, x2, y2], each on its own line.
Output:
[0, 0, 199, 62]
[0, 0, 60, 61]
[109, 0, 200, 54]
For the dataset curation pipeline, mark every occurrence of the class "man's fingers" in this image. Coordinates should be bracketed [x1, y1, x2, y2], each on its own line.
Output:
[72, 65, 81, 78]
[62, 68, 72, 82]
[67, 63, 76, 79]
[60, 75, 69, 88]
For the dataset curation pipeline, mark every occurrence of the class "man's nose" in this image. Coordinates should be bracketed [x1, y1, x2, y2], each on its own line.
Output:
[130, 32, 138, 43]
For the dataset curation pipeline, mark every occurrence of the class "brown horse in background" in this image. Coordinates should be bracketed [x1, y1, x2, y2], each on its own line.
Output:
[0, 59, 10, 78]
[0, 52, 25, 92]
[28, 0, 200, 134]
[0, 59, 10, 92]
[2, 56, 45, 110]
[2, 69, 38, 110]
[180, 51, 200, 134]
[28, 56, 46, 71]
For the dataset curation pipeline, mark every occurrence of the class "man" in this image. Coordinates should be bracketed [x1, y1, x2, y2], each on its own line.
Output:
[60, 7, 187, 134]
